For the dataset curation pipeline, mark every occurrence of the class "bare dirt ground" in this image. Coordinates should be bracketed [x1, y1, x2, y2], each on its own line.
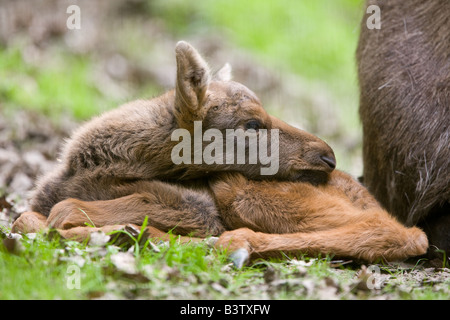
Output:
[0, 110, 74, 217]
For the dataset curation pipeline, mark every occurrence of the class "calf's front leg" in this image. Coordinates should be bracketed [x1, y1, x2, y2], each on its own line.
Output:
[216, 218, 428, 266]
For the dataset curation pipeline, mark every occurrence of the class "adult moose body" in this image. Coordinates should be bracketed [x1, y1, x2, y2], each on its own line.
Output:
[358, 0, 449, 260]
[13, 41, 428, 264]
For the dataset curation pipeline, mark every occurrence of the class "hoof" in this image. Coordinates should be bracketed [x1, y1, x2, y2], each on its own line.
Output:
[12, 212, 47, 234]
[229, 248, 250, 269]
[204, 236, 219, 247]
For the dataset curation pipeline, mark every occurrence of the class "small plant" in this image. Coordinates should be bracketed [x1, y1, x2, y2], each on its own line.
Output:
[78, 208, 96, 228]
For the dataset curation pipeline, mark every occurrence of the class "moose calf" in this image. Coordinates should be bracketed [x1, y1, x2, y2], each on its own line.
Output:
[13, 41, 428, 264]
[358, 0, 449, 260]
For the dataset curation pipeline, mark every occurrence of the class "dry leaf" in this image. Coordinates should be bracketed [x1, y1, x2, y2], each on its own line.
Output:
[110, 252, 138, 274]
[88, 231, 110, 247]
[60, 255, 86, 268]
[263, 266, 279, 284]
[108, 252, 149, 283]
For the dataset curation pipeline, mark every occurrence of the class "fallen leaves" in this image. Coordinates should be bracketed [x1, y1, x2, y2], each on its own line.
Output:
[88, 230, 111, 247]
[0, 110, 75, 199]
[108, 252, 150, 283]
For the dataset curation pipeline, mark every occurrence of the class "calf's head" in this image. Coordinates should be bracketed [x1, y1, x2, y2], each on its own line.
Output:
[172, 41, 335, 183]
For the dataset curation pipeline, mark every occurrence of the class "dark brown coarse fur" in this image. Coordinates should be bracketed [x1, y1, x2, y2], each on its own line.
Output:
[13, 41, 428, 263]
[357, 0, 449, 258]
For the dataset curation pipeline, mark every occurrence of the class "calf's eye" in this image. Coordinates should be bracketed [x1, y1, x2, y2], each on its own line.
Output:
[245, 120, 261, 131]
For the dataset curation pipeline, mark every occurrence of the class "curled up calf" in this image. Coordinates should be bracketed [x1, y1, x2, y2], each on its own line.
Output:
[12, 41, 428, 266]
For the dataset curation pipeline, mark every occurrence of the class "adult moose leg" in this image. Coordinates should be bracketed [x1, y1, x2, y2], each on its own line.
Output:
[357, 0, 450, 259]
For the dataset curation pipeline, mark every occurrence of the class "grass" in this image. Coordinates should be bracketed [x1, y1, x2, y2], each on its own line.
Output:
[1, 228, 449, 300]
[0, 44, 116, 121]
[0, 230, 253, 299]
[153, 0, 362, 78]
[0, 234, 100, 299]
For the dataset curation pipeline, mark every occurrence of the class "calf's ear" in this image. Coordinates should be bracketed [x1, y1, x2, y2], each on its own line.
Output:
[175, 41, 211, 124]
[216, 63, 232, 82]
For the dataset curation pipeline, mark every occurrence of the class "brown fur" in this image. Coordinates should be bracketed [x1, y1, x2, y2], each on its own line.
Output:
[357, 0, 450, 256]
[30, 41, 335, 217]
[12, 41, 428, 263]
[211, 171, 427, 262]
[13, 170, 427, 263]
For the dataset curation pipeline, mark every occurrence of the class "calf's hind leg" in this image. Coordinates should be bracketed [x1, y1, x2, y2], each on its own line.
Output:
[46, 180, 225, 237]
[56, 224, 202, 244]
[11, 211, 47, 234]
[12, 212, 201, 244]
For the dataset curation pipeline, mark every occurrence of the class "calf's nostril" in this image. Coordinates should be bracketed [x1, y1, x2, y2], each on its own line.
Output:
[320, 155, 336, 170]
